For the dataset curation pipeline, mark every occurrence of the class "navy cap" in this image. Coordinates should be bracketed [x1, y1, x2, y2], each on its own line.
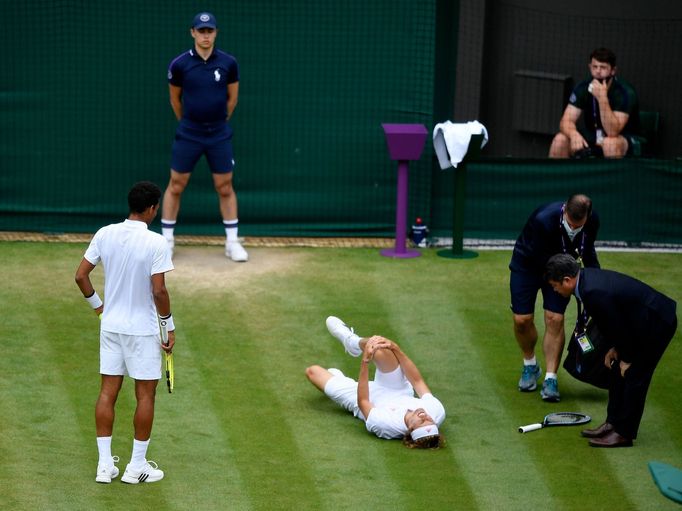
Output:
[192, 12, 217, 29]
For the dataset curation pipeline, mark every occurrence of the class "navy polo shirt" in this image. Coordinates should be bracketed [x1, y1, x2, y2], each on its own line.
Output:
[168, 48, 239, 123]
[509, 201, 600, 273]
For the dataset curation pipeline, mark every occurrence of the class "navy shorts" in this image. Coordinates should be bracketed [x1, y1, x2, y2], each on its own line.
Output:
[171, 119, 235, 174]
[510, 269, 569, 315]
[582, 131, 636, 156]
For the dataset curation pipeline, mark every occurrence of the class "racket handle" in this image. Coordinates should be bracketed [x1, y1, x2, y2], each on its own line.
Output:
[519, 423, 543, 433]
[159, 319, 169, 346]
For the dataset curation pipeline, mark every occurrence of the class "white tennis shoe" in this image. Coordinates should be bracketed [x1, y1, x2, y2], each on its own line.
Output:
[225, 241, 248, 262]
[326, 316, 362, 357]
[121, 460, 164, 484]
[95, 455, 120, 484]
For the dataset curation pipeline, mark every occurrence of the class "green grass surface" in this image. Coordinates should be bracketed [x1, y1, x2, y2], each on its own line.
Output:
[0, 242, 680, 510]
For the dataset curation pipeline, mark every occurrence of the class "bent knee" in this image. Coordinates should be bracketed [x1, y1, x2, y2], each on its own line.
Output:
[544, 311, 565, 330]
[601, 137, 627, 158]
[552, 132, 569, 145]
[549, 133, 570, 158]
[513, 314, 534, 332]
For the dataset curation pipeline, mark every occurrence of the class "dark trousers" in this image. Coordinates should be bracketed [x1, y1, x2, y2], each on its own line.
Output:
[607, 317, 676, 439]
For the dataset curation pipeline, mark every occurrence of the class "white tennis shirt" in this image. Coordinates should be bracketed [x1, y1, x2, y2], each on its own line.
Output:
[84, 219, 174, 335]
[365, 393, 446, 439]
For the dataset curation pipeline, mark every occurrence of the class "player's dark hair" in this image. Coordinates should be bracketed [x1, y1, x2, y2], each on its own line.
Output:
[128, 181, 161, 213]
[402, 433, 446, 450]
[544, 253, 580, 283]
[590, 47, 616, 67]
[565, 194, 592, 221]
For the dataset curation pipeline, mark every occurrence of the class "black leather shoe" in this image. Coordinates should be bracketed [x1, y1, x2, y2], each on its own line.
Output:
[581, 422, 614, 438]
[588, 431, 633, 448]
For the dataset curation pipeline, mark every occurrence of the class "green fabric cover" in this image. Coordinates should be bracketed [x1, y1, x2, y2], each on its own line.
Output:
[649, 461, 682, 505]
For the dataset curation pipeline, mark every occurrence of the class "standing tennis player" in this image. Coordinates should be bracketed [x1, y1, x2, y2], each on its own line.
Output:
[161, 12, 248, 262]
[75, 181, 175, 484]
[306, 317, 446, 448]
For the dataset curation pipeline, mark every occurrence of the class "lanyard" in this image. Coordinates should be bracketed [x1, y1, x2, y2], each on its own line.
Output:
[591, 96, 601, 130]
[560, 205, 586, 265]
[574, 296, 589, 336]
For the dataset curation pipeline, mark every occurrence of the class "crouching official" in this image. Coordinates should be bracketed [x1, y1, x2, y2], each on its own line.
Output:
[544, 254, 677, 448]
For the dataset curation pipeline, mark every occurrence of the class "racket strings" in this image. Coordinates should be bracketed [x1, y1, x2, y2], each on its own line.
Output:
[165, 353, 174, 393]
[547, 412, 586, 424]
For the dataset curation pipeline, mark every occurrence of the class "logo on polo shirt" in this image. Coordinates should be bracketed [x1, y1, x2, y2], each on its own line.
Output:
[214, 70, 221, 82]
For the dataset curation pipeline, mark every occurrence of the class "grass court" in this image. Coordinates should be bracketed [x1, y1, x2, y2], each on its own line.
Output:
[1, 242, 680, 510]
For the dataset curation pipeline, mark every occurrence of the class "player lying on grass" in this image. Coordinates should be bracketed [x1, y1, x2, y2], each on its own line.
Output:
[306, 317, 446, 449]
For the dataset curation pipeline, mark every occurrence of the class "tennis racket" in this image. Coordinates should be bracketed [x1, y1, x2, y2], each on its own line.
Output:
[159, 317, 174, 394]
[518, 412, 590, 433]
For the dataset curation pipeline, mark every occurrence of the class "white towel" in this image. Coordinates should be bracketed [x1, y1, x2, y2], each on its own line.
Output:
[432, 120, 489, 169]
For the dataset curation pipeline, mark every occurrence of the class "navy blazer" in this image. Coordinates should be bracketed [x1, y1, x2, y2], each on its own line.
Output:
[578, 268, 677, 363]
[510, 201, 600, 273]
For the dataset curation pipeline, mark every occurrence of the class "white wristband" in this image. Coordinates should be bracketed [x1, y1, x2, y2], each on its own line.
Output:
[85, 291, 103, 309]
[159, 314, 175, 332]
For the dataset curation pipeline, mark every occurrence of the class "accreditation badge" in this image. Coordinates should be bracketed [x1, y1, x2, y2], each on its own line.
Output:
[576, 332, 594, 353]
[596, 129, 605, 145]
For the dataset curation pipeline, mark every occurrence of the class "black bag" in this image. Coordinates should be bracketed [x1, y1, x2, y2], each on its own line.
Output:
[563, 315, 611, 390]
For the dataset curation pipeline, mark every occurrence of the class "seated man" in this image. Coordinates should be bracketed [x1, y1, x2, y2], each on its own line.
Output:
[549, 47, 640, 159]
[306, 317, 446, 448]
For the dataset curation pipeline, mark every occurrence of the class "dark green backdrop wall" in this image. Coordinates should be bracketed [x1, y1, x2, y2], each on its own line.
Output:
[1, 1, 681, 244]
[1, 0, 437, 237]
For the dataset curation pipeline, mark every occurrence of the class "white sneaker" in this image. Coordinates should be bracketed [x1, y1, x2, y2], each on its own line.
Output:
[121, 460, 164, 484]
[326, 316, 362, 357]
[95, 455, 120, 484]
[225, 241, 248, 262]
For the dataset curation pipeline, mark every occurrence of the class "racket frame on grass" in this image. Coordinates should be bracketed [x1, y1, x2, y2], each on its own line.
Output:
[519, 412, 590, 433]
[159, 317, 174, 393]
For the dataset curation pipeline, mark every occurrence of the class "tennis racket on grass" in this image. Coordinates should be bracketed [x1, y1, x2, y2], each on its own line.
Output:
[518, 412, 590, 433]
[159, 317, 174, 394]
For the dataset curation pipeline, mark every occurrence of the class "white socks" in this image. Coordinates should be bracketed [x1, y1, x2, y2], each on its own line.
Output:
[161, 219, 176, 242]
[224, 219, 239, 243]
[164, 218, 240, 245]
[545, 372, 557, 381]
[130, 438, 150, 468]
[97, 436, 113, 465]
[99, 437, 152, 468]
[347, 334, 361, 355]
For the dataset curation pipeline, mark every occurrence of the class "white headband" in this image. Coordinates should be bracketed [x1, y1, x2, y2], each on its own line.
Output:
[410, 424, 439, 442]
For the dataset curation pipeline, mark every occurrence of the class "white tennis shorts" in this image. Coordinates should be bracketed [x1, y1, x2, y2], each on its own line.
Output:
[323, 366, 413, 420]
[100, 330, 162, 380]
